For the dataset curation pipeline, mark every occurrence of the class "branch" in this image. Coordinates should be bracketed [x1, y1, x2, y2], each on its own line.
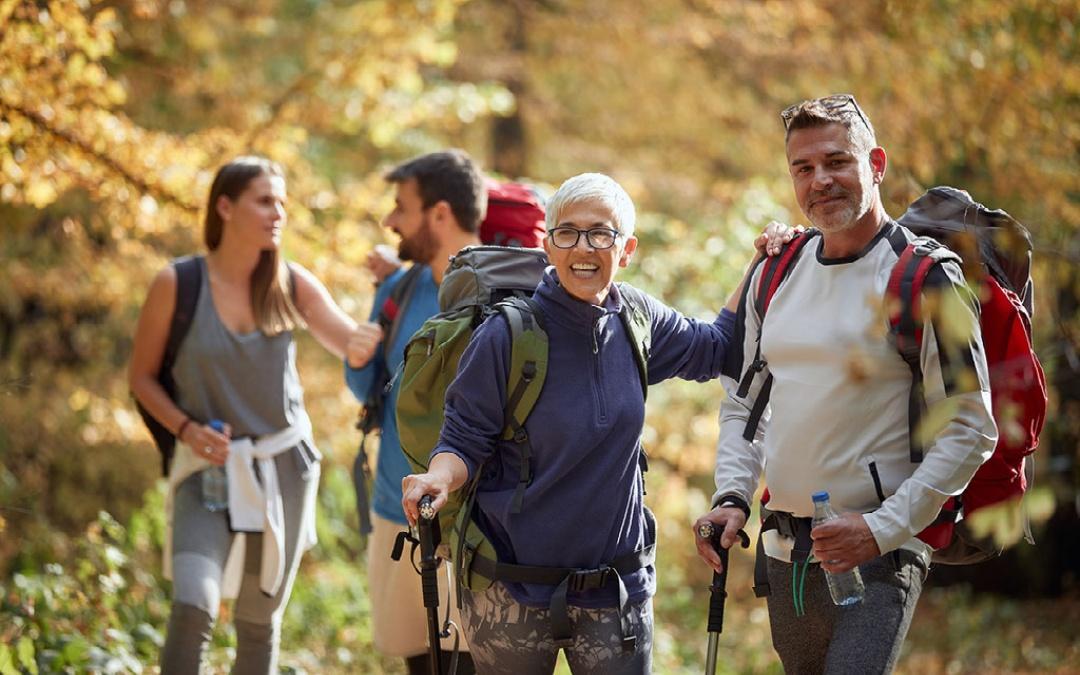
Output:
[241, 73, 316, 149]
[0, 100, 199, 213]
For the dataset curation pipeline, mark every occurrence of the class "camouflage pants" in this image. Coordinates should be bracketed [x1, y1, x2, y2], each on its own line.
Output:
[459, 581, 653, 674]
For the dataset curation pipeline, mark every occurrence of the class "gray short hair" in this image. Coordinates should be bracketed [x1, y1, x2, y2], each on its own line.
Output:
[783, 96, 877, 154]
[546, 173, 636, 238]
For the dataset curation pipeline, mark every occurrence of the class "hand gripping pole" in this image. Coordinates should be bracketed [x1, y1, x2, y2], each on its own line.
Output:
[699, 522, 750, 675]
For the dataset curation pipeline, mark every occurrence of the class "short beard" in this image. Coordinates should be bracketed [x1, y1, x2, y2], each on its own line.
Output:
[398, 215, 437, 264]
[809, 200, 861, 233]
[808, 176, 874, 233]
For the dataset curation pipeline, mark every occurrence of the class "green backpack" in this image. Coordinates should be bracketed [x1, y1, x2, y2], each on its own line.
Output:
[396, 245, 652, 592]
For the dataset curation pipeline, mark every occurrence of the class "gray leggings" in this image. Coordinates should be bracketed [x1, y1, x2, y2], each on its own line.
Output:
[160, 449, 317, 674]
[765, 549, 928, 675]
[459, 581, 653, 675]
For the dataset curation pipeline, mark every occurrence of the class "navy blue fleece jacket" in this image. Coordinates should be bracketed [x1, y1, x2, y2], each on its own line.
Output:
[433, 269, 735, 608]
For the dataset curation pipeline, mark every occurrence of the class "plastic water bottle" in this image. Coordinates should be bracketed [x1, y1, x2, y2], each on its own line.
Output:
[201, 419, 228, 512]
[811, 491, 864, 606]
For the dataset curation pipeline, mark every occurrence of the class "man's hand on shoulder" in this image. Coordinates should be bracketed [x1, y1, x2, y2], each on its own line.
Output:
[810, 512, 881, 573]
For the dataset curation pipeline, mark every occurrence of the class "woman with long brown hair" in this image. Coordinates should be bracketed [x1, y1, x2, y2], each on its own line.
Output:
[130, 156, 369, 672]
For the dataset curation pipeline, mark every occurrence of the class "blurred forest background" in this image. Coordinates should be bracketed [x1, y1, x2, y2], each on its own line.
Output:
[1, 0, 1078, 672]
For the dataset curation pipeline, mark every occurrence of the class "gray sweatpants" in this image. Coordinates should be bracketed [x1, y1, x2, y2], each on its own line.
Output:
[160, 448, 317, 674]
[459, 581, 653, 675]
[765, 550, 928, 675]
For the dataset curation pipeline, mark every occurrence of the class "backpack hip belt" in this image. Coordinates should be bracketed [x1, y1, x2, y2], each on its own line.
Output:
[751, 507, 813, 598]
[467, 544, 655, 651]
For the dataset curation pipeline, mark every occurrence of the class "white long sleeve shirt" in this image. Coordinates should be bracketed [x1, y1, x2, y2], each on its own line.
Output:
[713, 222, 997, 561]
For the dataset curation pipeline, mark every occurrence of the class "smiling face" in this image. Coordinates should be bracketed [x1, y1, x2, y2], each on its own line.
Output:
[543, 199, 638, 306]
[786, 123, 885, 233]
[384, 178, 438, 264]
[217, 173, 287, 250]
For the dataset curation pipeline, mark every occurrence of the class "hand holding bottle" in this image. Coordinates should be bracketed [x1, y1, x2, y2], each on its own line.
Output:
[811, 492, 866, 606]
[181, 418, 231, 466]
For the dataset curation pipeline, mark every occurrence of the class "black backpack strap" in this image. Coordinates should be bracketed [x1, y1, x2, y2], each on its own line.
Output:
[380, 264, 426, 355]
[164, 256, 203, 378]
[886, 237, 962, 463]
[150, 256, 202, 476]
[284, 261, 299, 305]
[751, 508, 814, 597]
[738, 231, 817, 441]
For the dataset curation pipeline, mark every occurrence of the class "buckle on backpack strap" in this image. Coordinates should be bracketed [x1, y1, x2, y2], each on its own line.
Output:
[567, 565, 612, 593]
[762, 510, 813, 563]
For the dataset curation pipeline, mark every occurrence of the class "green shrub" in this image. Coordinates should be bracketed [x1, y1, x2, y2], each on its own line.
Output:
[1, 508, 169, 673]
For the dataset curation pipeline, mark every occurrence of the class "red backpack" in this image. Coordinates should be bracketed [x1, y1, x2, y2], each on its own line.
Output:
[479, 179, 546, 248]
[745, 187, 1046, 565]
[892, 187, 1046, 563]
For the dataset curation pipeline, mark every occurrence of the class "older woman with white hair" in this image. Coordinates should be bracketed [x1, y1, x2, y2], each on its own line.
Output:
[401, 173, 789, 674]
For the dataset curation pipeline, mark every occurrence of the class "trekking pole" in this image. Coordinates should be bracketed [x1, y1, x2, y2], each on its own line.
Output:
[418, 494, 444, 675]
[699, 522, 750, 675]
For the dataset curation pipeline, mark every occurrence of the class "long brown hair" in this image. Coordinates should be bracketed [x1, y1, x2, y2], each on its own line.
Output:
[204, 156, 304, 335]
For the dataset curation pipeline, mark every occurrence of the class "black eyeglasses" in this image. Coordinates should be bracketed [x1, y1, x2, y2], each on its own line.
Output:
[781, 93, 871, 134]
[547, 226, 621, 250]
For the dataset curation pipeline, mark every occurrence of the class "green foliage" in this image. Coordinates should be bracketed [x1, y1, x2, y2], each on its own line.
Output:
[1, 510, 169, 673]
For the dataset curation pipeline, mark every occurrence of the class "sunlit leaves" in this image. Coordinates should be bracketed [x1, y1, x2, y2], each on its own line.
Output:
[0, 0, 504, 581]
[964, 486, 1054, 548]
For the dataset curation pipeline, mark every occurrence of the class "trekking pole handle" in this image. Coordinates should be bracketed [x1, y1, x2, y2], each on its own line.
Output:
[697, 522, 749, 635]
[419, 494, 437, 522]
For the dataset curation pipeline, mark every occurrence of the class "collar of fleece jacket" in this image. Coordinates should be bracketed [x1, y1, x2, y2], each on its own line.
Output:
[537, 268, 624, 333]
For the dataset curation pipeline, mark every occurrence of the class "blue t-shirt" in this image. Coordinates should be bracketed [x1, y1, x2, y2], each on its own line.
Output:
[345, 266, 440, 524]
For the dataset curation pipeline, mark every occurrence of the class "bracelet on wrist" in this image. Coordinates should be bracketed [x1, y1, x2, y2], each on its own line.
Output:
[176, 417, 192, 441]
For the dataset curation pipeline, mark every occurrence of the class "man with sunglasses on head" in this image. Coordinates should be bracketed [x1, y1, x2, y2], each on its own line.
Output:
[693, 95, 997, 673]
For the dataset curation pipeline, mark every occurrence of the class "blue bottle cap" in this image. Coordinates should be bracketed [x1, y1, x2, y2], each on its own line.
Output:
[811, 491, 830, 502]
[209, 419, 225, 432]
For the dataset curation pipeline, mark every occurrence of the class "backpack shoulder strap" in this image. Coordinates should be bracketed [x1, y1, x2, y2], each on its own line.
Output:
[496, 296, 549, 514]
[753, 229, 819, 320]
[737, 230, 818, 442]
[164, 255, 203, 374]
[362, 264, 425, 412]
[285, 261, 299, 305]
[615, 283, 651, 401]
[885, 236, 963, 463]
[379, 264, 426, 355]
[144, 255, 201, 476]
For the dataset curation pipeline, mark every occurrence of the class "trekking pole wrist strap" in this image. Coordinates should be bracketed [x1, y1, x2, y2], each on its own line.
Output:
[713, 494, 751, 520]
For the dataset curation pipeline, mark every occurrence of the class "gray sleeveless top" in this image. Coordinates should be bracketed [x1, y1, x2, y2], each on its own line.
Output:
[172, 257, 306, 438]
